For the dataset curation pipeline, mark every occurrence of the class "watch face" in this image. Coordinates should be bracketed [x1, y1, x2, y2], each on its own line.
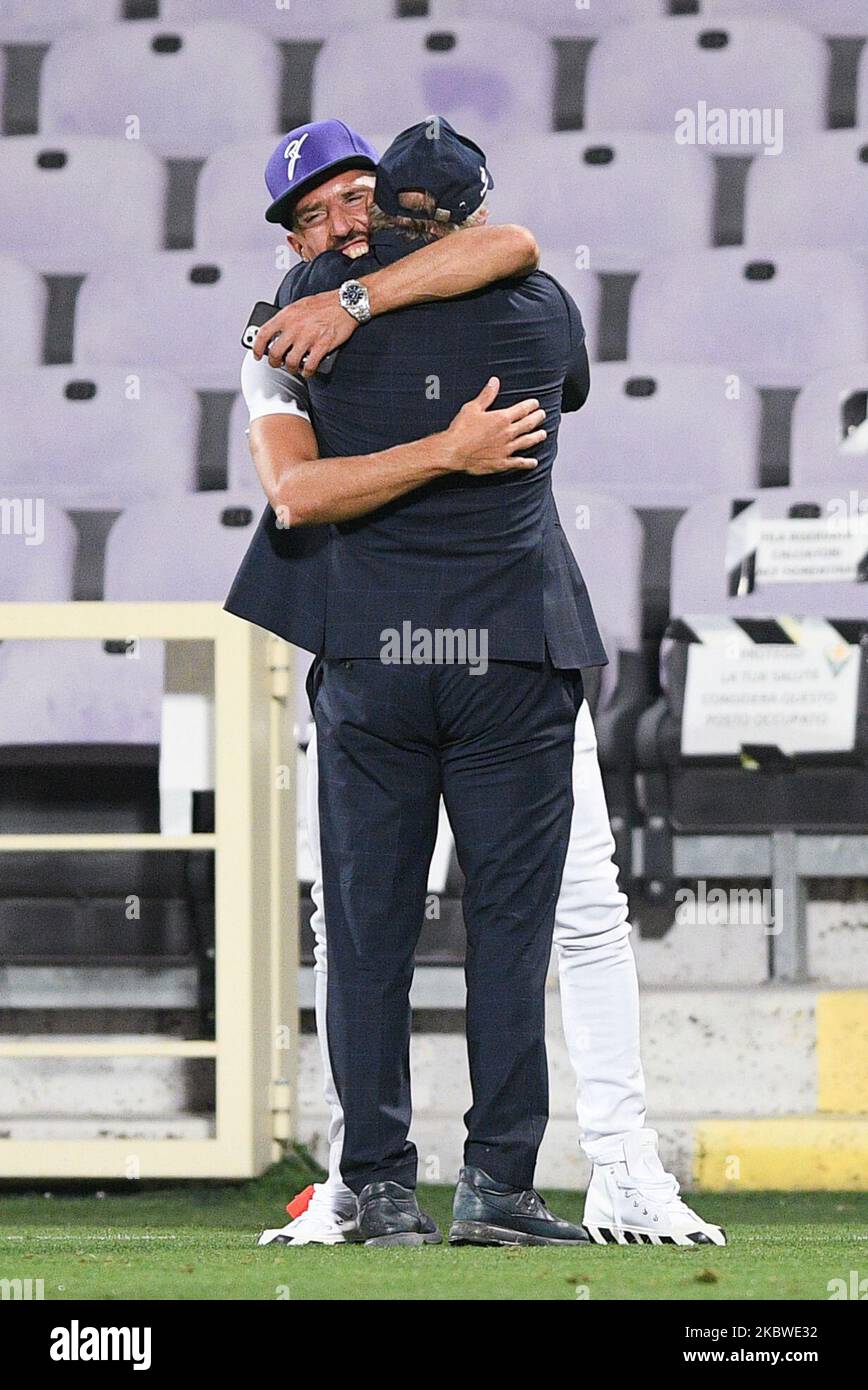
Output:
[343, 283, 364, 307]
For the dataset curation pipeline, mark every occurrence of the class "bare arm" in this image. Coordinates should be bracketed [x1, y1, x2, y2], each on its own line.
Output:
[250, 376, 546, 527]
[254, 224, 540, 375]
[360, 224, 540, 315]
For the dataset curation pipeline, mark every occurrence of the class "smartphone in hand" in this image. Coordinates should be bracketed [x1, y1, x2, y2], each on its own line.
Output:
[241, 301, 275, 351]
[242, 302, 337, 376]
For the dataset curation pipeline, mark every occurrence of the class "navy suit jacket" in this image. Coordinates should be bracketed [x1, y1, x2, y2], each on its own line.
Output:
[225, 233, 607, 670]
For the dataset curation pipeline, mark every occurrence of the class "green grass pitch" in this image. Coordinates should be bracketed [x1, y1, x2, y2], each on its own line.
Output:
[1, 1151, 865, 1301]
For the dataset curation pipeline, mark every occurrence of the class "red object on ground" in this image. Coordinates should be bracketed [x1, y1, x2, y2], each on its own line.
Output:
[285, 1184, 315, 1219]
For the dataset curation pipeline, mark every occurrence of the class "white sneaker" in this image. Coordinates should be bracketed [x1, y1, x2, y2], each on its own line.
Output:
[583, 1130, 726, 1247]
[257, 1182, 359, 1247]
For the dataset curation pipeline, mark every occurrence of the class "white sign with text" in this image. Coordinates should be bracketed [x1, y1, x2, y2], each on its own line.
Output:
[682, 639, 860, 756]
[752, 518, 866, 587]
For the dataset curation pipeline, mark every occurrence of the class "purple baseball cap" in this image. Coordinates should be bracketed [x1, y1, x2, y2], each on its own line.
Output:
[264, 119, 380, 226]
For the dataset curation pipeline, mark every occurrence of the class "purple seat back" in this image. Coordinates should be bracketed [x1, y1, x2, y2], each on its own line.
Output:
[40, 21, 282, 160]
[746, 132, 868, 258]
[0, 367, 199, 507]
[0, 137, 165, 275]
[495, 133, 714, 273]
[586, 18, 827, 142]
[672, 487, 868, 619]
[792, 365, 868, 487]
[76, 252, 266, 391]
[555, 363, 760, 506]
[313, 20, 555, 142]
[105, 492, 263, 600]
[630, 248, 868, 389]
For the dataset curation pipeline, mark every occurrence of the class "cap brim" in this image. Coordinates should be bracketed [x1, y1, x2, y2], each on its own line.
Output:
[265, 154, 378, 225]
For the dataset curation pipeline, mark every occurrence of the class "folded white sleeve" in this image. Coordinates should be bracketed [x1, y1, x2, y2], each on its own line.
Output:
[240, 350, 312, 424]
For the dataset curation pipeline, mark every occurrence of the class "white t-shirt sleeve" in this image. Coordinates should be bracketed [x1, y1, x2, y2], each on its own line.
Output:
[240, 350, 312, 424]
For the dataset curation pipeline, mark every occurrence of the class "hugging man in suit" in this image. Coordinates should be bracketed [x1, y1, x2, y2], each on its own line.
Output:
[228, 118, 723, 1250]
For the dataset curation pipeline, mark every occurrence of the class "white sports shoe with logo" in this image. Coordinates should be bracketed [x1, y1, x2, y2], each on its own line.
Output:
[583, 1130, 727, 1247]
[257, 1181, 359, 1247]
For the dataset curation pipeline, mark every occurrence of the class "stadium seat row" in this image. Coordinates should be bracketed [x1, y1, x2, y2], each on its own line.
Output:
[1, 17, 868, 155]
[4, 129, 868, 270]
[3, 243, 868, 394]
[4, 0, 868, 43]
[1, 486, 863, 762]
[1, 359, 866, 510]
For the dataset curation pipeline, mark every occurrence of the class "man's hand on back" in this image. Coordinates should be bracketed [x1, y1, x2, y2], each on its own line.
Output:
[254, 290, 357, 375]
[443, 378, 546, 476]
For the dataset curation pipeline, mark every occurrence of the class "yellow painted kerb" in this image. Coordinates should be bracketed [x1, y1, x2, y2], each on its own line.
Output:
[817, 991, 868, 1115]
[694, 1118, 868, 1190]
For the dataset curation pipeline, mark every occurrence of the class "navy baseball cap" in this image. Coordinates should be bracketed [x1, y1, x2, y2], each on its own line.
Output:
[264, 119, 379, 226]
[375, 117, 494, 225]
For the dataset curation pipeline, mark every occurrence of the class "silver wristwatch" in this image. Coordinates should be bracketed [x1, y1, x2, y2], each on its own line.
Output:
[338, 279, 372, 325]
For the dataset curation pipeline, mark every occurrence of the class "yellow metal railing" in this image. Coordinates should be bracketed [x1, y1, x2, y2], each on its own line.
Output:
[0, 603, 297, 1179]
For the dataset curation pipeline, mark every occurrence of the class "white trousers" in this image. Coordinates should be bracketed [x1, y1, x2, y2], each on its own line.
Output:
[305, 698, 650, 1187]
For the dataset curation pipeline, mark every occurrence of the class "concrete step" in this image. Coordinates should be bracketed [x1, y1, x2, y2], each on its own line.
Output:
[0, 1041, 213, 1119]
[0, 966, 198, 1009]
[296, 989, 820, 1131]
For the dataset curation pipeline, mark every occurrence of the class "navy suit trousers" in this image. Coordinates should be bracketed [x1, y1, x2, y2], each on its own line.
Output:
[313, 654, 584, 1194]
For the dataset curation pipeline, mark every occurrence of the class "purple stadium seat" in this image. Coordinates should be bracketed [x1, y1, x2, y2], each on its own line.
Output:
[0, 137, 166, 275]
[122, 483, 313, 739]
[0, 0, 121, 41]
[75, 252, 265, 390]
[40, 21, 282, 159]
[0, 256, 45, 368]
[313, 20, 556, 141]
[0, 367, 199, 507]
[0, 503, 160, 747]
[197, 138, 293, 256]
[161, 0, 397, 35]
[745, 133, 868, 259]
[585, 18, 828, 144]
[493, 133, 714, 272]
[0, 640, 162, 746]
[629, 249, 868, 390]
[0, 503, 77, 603]
[696, 0, 868, 38]
[429, 0, 667, 38]
[555, 363, 761, 506]
[104, 492, 263, 601]
[791, 365, 868, 487]
[671, 488, 868, 620]
[105, 493, 267, 784]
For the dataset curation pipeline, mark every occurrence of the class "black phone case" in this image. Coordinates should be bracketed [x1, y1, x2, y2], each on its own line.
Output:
[242, 302, 338, 377]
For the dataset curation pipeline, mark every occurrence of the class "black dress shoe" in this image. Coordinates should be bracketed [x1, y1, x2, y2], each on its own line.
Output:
[449, 1165, 590, 1246]
[356, 1180, 442, 1247]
